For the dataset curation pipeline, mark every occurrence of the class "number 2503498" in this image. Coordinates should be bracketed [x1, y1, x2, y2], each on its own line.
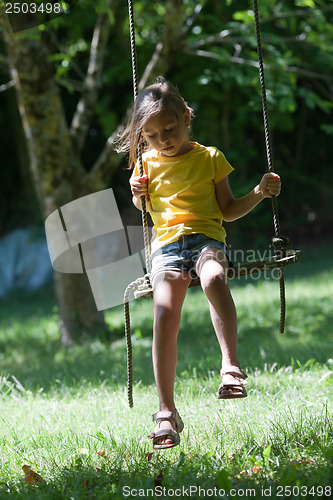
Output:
[276, 485, 331, 497]
[5, 3, 64, 15]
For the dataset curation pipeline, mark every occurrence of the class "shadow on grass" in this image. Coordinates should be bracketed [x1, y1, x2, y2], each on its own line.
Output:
[0, 286, 134, 392]
[0, 243, 332, 394]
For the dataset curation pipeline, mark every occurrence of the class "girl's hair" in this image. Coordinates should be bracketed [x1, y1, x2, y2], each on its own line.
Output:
[116, 77, 194, 168]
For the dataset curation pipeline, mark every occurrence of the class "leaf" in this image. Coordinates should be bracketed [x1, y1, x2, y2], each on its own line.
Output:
[263, 444, 271, 465]
[279, 96, 297, 113]
[22, 465, 45, 485]
[154, 470, 164, 488]
[232, 9, 254, 23]
[295, 0, 316, 7]
[134, 328, 142, 339]
[320, 124, 333, 136]
[95, 431, 107, 442]
[216, 469, 231, 491]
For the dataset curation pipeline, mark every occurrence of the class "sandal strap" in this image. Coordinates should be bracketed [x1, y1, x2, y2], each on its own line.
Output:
[148, 429, 178, 441]
[151, 409, 184, 433]
[221, 366, 247, 380]
[148, 428, 181, 449]
[152, 410, 175, 422]
[219, 384, 245, 393]
[218, 383, 247, 399]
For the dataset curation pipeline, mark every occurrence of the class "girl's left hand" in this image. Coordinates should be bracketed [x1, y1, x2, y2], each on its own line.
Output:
[259, 172, 281, 198]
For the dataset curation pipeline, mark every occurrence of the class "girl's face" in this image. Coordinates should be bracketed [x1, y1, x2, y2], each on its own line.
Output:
[142, 109, 192, 157]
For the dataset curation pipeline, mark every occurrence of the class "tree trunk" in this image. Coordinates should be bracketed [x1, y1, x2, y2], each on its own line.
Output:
[54, 272, 106, 346]
[1, 18, 107, 345]
[0, 0, 185, 345]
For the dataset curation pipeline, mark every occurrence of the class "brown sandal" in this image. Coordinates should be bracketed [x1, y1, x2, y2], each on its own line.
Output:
[148, 409, 184, 450]
[217, 366, 248, 399]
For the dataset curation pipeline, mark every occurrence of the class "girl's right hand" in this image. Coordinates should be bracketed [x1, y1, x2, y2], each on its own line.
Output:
[130, 174, 148, 199]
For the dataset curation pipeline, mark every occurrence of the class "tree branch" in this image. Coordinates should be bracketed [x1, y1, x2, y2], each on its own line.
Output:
[138, 42, 164, 92]
[70, 0, 113, 153]
[185, 2, 205, 31]
[189, 31, 323, 51]
[259, 6, 333, 25]
[189, 31, 240, 50]
[0, 80, 15, 92]
[87, 125, 123, 190]
[285, 65, 333, 83]
[187, 48, 333, 82]
[187, 48, 259, 68]
[0, 52, 9, 67]
[56, 77, 84, 93]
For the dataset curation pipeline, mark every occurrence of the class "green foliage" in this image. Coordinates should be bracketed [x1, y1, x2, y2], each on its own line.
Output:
[1, 0, 333, 236]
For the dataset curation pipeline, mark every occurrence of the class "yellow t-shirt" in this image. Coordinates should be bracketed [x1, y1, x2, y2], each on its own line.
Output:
[132, 142, 234, 255]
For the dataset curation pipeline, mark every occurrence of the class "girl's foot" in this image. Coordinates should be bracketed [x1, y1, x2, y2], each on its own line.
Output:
[148, 409, 184, 449]
[217, 366, 248, 399]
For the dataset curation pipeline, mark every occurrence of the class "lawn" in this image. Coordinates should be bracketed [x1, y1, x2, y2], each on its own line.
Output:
[0, 243, 332, 499]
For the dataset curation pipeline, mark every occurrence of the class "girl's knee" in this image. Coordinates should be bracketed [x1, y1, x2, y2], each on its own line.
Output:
[200, 265, 228, 292]
[196, 248, 229, 287]
[154, 305, 180, 333]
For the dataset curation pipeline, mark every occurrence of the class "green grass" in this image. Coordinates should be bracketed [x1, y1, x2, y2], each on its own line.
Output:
[0, 243, 332, 499]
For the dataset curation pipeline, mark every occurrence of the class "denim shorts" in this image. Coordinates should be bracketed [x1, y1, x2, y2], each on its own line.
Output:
[151, 233, 229, 281]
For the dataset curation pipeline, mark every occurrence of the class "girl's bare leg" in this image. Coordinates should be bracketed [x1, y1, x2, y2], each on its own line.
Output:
[152, 270, 191, 444]
[195, 248, 239, 370]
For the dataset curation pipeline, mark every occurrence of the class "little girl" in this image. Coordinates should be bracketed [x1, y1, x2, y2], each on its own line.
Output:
[118, 77, 281, 450]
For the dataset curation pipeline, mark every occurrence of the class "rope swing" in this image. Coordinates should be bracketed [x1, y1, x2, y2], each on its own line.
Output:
[124, 0, 301, 408]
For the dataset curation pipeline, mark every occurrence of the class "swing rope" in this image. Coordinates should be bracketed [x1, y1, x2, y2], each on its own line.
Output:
[124, 0, 152, 408]
[252, 0, 289, 334]
[127, 0, 151, 276]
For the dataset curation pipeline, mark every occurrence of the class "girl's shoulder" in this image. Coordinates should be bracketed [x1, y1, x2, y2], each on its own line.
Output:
[195, 143, 227, 160]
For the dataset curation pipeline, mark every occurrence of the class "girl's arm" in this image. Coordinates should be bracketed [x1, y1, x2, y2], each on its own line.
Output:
[216, 172, 281, 222]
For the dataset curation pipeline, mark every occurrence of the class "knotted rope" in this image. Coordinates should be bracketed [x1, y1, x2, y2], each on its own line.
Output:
[253, 0, 289, 334]
[124, 0, 152, 408]
[127, 0, 151, 274]
[124, 275, 150, 408]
